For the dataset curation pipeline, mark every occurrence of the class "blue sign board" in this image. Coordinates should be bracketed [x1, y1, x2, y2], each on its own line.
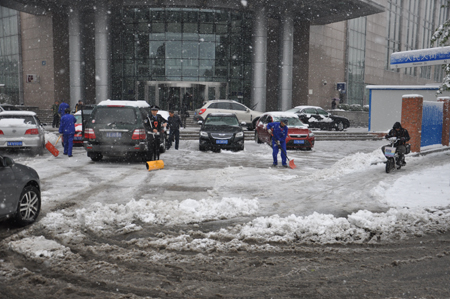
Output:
[390, 46, 450, 68]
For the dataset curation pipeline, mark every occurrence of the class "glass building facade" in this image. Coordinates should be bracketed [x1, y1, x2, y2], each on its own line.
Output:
[347, 17, 367, 106]
[111, 7, 253, 110]
[0, 7, 21, 105]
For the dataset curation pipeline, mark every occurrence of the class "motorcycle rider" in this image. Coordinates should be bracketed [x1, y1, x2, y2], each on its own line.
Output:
[382, 122, 410, 166]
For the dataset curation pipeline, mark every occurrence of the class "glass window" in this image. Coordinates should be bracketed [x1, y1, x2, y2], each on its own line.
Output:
[182, 41, 198, 58]
[216, 102, 231, 109]
[199, 42, 215, 59]
[231, 103, 246, 111]
[166, 41, 181, 58]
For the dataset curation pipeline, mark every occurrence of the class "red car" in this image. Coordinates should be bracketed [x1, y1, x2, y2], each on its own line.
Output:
[254, 112, 315, 150]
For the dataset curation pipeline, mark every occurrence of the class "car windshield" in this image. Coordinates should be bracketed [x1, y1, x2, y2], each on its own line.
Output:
[205, 115, 239, 126]
[272, 116, 305, 128]
[0, 115, 36, 124]
[285, 108, 300, 113]
[92, 107, 137, 124]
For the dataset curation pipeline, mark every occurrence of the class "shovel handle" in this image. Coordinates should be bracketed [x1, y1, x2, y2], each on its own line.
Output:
[55, 135, 61, 145]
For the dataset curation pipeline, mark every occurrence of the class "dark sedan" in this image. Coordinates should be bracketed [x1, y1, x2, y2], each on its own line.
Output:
[0, 155, 41, 225]
[285, 105, 350, 131]
[199, 113, 245, 152]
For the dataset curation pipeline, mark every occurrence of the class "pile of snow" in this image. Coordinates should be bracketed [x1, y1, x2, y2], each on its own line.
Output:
[8, 236, 72, 259]
[39, 197, 259, 236]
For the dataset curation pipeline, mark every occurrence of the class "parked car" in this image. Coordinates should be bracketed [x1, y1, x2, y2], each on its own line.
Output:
[254, 112, 315, 150]
[194, 100, 262, 130]
[0, 111, 46, 155]
[83, 100, 167, 161]
[198, 113, 245, 152]
[0, 104, 20, 112]
[73, 111, 83, 146]
[285, 105, 350, 131]
[0, 155, 41, 226]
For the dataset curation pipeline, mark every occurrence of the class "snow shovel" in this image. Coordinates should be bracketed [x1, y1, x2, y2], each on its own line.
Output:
[45, 135, 61, 157]
[276, 141, 296, 169]
[146, 160, 164, 171]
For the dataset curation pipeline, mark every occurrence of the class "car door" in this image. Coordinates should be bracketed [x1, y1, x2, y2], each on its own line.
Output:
[299, 108, 317, 127]
[0, 157, 19, 218]
[315, 107, 332, 128]
[230, 102, 250, 124]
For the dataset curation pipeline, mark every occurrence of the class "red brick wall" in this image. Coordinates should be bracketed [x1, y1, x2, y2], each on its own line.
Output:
[438, 97, 450, 146]
[401, 95, 423, 153]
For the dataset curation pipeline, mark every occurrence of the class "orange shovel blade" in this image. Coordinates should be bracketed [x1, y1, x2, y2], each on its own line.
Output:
[45, 141, 59, 157]
[289, 159, 296, 169]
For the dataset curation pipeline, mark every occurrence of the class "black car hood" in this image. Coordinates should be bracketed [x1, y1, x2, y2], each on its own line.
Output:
[201, 125, 242, 134]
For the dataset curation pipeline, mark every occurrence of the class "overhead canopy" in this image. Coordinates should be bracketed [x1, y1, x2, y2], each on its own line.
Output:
[1, 0, 384, 24]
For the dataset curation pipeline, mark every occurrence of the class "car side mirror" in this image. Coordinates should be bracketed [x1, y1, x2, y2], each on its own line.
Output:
[246, 109, 250, 113]
[198, 120, 203, 125]
[0, 156, 14, 167]
[240, 122, 247, 126]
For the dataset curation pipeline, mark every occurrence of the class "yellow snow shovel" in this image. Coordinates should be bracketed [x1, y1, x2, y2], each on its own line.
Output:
[146, 160, 164, 171]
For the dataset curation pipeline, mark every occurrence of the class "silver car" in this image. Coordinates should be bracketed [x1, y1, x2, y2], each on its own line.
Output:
[194, 100, 263, 130]
[0, 155, 41, 225]
[0, 111, 46, 155]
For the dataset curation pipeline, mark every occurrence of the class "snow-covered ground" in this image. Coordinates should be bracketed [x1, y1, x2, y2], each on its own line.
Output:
[4, 131, 450, 257]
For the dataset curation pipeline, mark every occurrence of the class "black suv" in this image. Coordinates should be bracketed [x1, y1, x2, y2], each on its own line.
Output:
[83, 100, 165, 161]
[199, 113, 245, 152]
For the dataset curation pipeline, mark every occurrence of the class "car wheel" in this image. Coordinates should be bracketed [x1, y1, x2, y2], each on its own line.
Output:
[199, 145, 206, 151]
[15, 185, 41, 226]
[90, 152, 103, 162]
[336, 121, 344, 131]
[255, 132, 262, 144]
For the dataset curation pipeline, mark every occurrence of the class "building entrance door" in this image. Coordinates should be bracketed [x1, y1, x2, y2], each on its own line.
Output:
[136, 81, 228, 111]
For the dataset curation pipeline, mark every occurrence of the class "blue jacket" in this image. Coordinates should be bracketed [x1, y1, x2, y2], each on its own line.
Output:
[267, 122, 288, 142]
[59, 113, 76, 134]
[58, 102, 70, 115]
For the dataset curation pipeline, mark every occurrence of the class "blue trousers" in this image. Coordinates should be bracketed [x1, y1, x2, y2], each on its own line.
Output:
[272, 140, 287, 166]
[63, 133, 74, 156]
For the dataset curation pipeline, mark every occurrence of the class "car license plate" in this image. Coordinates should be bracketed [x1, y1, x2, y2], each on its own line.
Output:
[74, 136, 82, 140]
[216, 140, 228, 144]
[7, 141, 22, 146]
[106, 132, 121, 138]
[294, 140, 304, 144]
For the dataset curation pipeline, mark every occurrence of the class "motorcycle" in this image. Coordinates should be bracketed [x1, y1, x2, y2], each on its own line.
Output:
[383, 137, 409, 173]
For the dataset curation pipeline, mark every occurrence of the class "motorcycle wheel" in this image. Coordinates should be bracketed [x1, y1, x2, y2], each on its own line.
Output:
[385, 158, 393, 173]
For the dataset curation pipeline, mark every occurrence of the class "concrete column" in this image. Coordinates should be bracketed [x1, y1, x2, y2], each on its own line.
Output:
[278, 12, 294, 111]
[251, 5, 267, 112]
[69, 7, 84, 109]
[438, 97, 450, 146]
[401, 95, 423, 153]
[95, 2, 111, 103]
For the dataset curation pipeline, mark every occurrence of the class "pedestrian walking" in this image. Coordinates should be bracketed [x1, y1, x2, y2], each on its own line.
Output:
[167, 110, 182, 150]
[180, 103, 188, 129]
[267, 118, 289, 167]
[331, 98, 337, 109]
[51, 100, 60, 128]
[59, 108, 76, 157]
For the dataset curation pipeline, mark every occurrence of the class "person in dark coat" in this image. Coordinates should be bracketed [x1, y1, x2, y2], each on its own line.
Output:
[382, 122, 411, 166]
[180, 103, 188, 128]
[51, 100, 60, 128]
[145, 105, 167, 160]
[75, 100, 83, 112]
[167, 110, 182, 150]
[267, 118, 289, 167]
[59, 108, 76, 157]
[58, 101, 70, 117]
[331, 98, 337, 109]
